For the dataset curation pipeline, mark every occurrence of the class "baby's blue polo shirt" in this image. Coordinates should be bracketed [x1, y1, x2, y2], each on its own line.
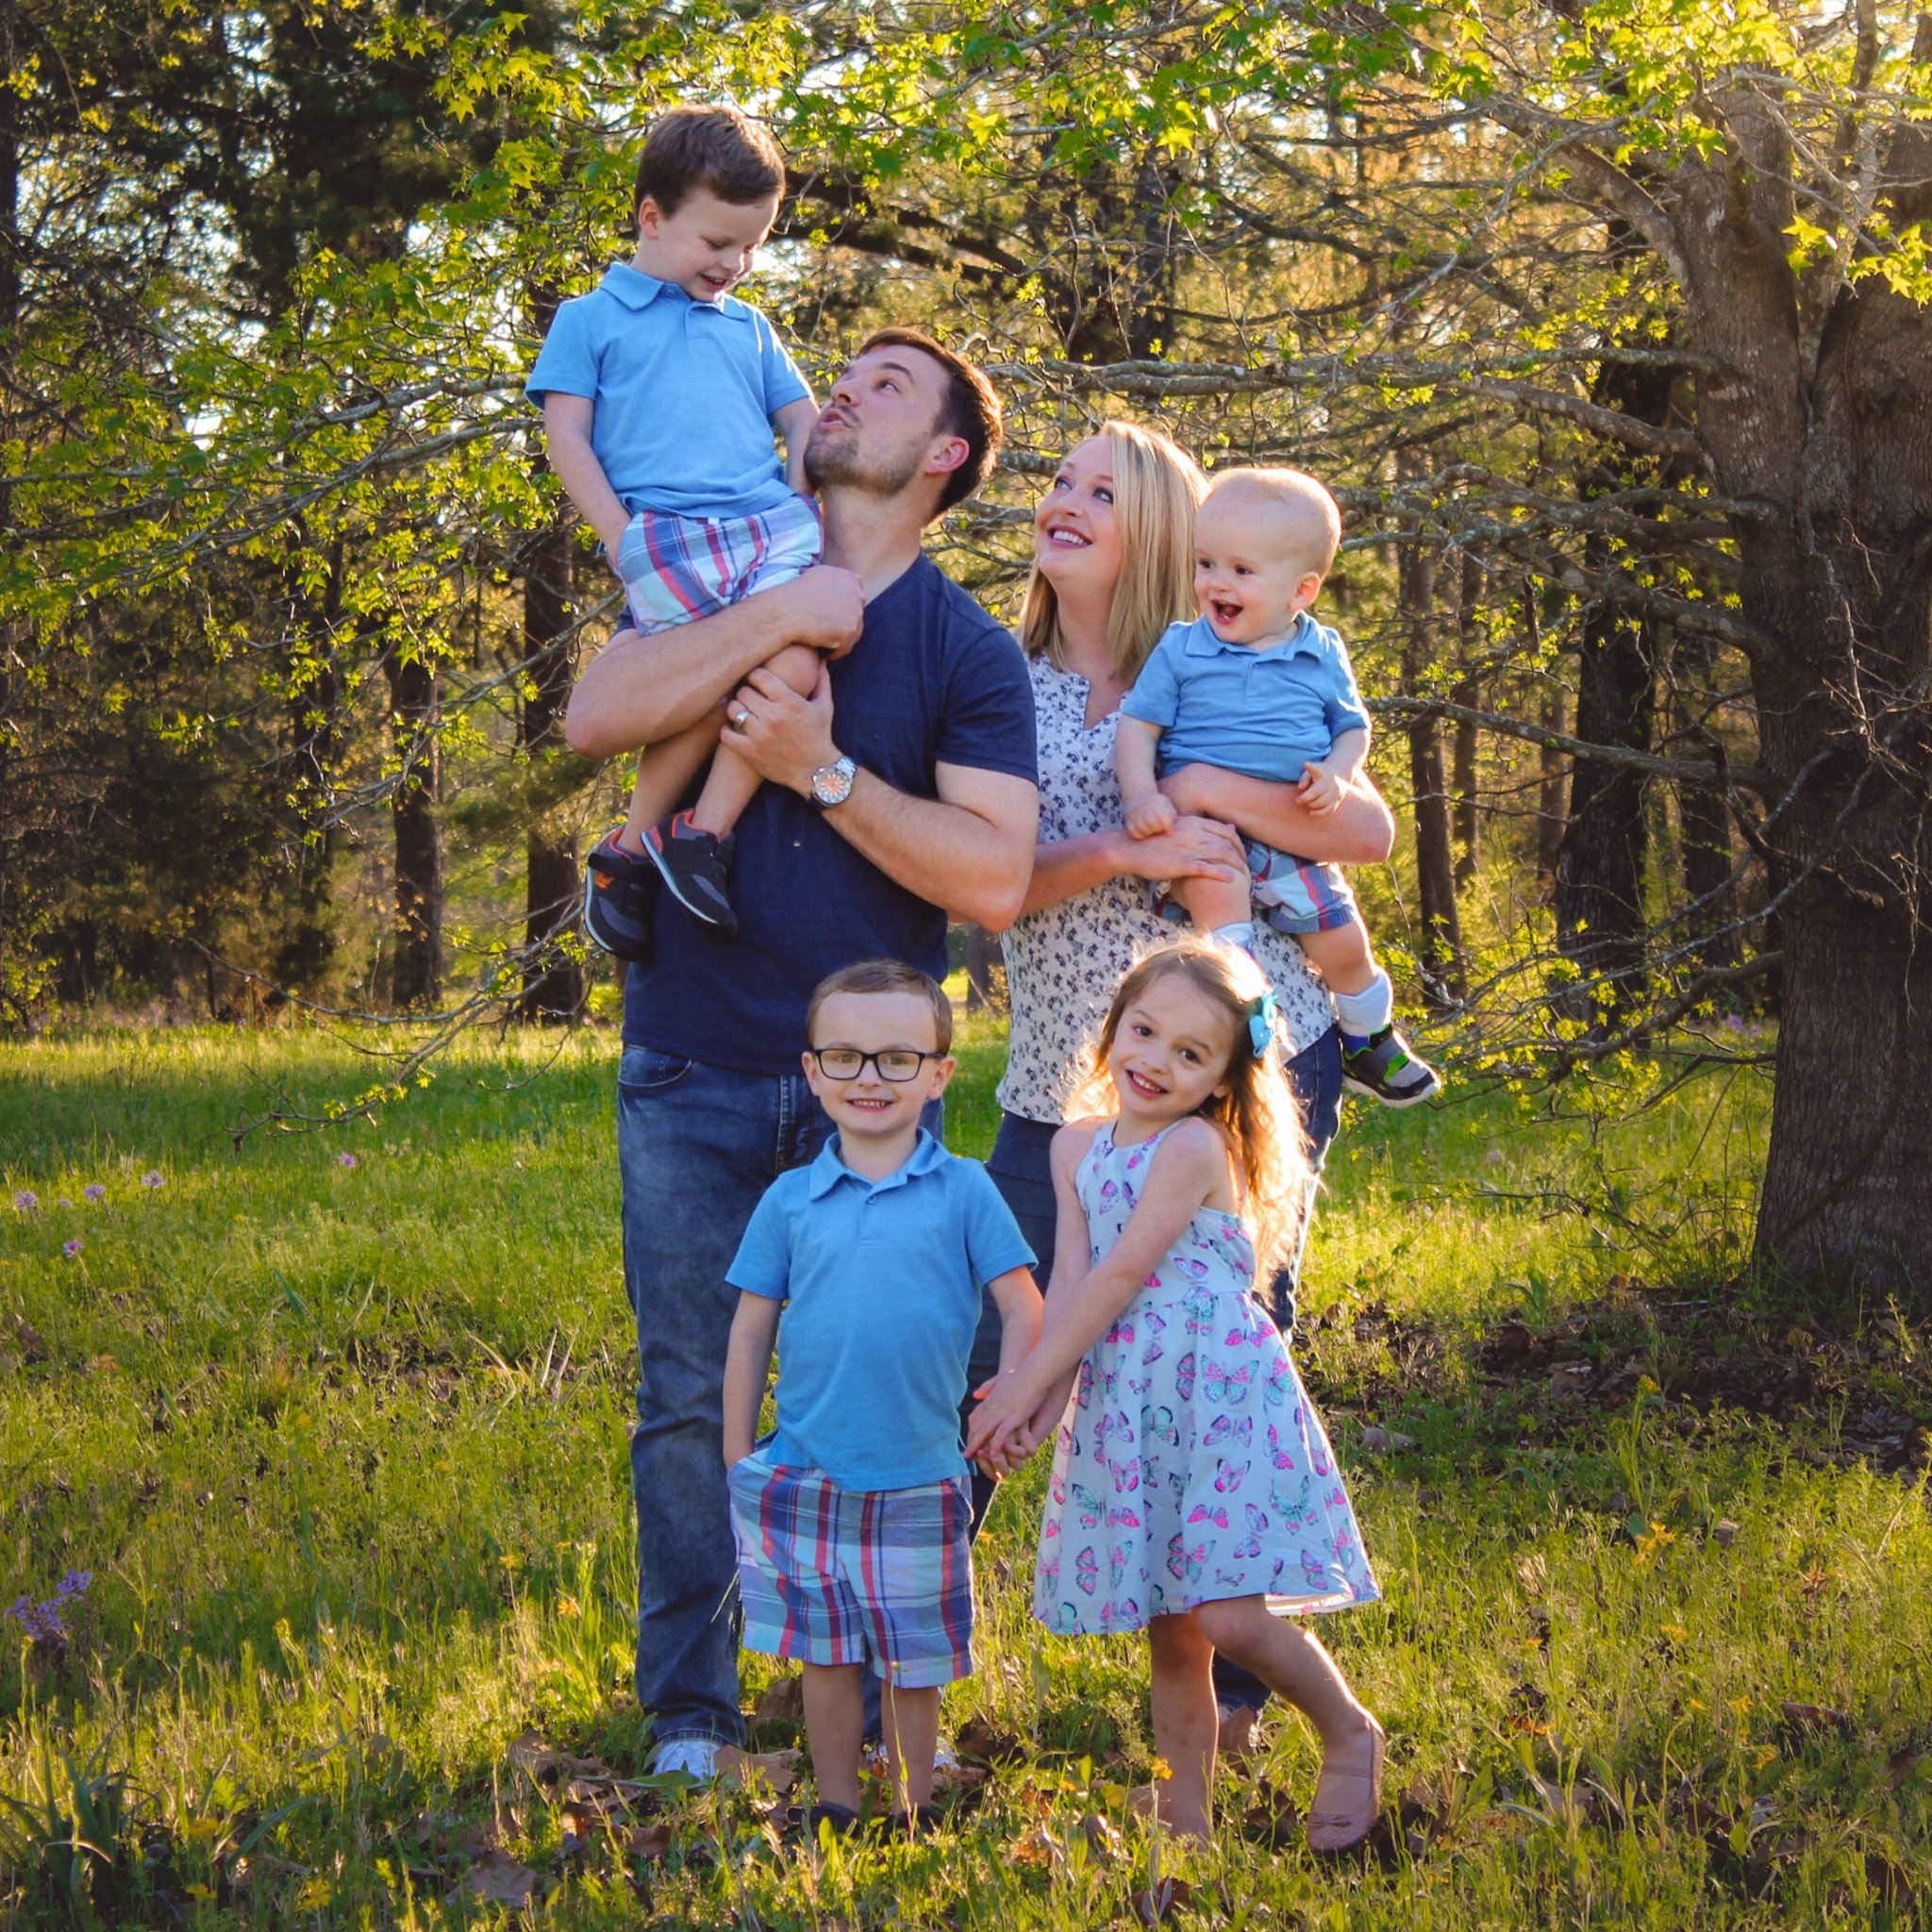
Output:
[525, 263, 810, 520]
[727, 1131, 1036, 1491]
[1121, 613, 1370, 782]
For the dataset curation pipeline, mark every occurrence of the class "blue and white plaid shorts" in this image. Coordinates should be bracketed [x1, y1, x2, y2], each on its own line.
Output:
[1245, 839, 1359, 936]
[727, 1450, 974, 1686]
[615, 494, 823, 635]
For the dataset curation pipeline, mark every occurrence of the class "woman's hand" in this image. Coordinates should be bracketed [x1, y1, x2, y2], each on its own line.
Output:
[1108, 814, 1247, 887]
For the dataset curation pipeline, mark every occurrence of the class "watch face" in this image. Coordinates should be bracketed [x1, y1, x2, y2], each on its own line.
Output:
[812, 758, 856, 806]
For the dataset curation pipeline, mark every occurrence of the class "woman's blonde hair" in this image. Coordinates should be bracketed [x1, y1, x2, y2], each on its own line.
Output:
[1072, 941, 1312, 1278]
[1018, 422, 1206, 684]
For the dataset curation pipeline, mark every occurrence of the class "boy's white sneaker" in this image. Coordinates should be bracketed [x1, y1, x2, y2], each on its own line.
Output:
[651, 1738, 722, 1780]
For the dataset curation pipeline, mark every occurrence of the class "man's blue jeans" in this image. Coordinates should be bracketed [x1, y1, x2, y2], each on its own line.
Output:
[617, 1045, 939, 1749]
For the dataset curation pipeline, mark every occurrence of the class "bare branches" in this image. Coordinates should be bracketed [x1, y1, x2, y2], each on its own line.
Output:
[1370, 693, 1769, 791]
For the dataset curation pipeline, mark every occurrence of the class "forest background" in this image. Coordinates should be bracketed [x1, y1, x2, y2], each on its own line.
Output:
[7, 0, 1932, 1291]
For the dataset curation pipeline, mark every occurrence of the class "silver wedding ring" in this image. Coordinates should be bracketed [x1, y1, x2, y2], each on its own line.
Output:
[730, 708, 752, 731]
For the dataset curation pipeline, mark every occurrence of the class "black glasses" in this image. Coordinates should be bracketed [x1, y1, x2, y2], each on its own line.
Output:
[807, 1047, 942, 1083]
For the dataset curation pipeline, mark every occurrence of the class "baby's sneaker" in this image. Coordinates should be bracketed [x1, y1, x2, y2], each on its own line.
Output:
[641, 809, 738, 936]
[581, 832, 661, 961]
[1341, 1025, 1441, 1107]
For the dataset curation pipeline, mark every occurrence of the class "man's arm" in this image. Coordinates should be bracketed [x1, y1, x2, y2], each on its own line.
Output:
[563, 568, 865, 760]
[726, 661, 1040, 931]
[1159, 762, 1395, 864]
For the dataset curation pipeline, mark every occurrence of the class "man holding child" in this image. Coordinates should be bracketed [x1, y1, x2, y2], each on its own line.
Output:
[562, 309, 1039, 1775]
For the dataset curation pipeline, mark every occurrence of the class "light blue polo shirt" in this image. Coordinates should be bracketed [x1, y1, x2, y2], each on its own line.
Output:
[727, 1131, 1036, 1491]
[525, 264, 811, 519]
[1121, 613, 1370, 782]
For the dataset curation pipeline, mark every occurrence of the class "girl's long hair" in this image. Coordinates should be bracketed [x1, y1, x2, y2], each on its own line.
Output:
[1072, 941, 1312, 1279]
[1018, 421, 1206, 685]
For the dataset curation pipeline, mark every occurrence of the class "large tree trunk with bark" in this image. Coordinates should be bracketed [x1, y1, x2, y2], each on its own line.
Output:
[1657, 80, 1932, 1292]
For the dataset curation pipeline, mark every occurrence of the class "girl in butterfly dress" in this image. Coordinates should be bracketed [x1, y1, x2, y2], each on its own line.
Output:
[967, 939, 1383, 1849]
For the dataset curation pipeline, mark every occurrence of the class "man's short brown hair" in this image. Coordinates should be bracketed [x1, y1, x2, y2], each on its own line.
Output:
[806, 958, 954, 1055]
[856, 328, 1004, 518]
[635, 105, 786, 218]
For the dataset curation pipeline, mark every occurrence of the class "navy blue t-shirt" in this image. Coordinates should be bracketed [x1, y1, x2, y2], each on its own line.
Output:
[624, 554, 1037, 1074]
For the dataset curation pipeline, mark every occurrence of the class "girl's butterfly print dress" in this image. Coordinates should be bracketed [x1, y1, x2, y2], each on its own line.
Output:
[1033, 1120, 1379, 1637]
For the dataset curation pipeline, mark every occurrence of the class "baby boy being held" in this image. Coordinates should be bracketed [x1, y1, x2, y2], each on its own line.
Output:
[1114, 467, 1441, 1106]
[527, 104, 826, 950]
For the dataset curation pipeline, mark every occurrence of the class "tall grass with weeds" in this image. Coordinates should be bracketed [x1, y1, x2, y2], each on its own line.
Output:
[2, 1021, 1926, 1928]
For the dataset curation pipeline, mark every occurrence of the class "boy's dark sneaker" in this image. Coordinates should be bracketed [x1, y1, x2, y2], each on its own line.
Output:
[581, 833, 661, 961]
[1341, 1026, 1441, 1108]
[641, 810, 738, 936]
[799, 1801, 860, 1841]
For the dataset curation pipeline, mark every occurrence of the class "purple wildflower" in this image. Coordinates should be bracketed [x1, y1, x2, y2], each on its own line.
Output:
[84, 1184, 106, 1203]
[337, 1152, 358, 1170]
[141, 1171, 163, 1189]
[13, 1191, 36, 1213]
[57, 1197, 74, 1209]
[63, 1239, 83, 1258]
[5, 1571, 92, 1653]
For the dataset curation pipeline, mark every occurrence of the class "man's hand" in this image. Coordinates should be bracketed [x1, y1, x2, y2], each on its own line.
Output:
[726, 659, 841, 793]
[777, 565, 866, 659]
[1124, 791, 1179, 839]
[1295, 758, 1346, 817]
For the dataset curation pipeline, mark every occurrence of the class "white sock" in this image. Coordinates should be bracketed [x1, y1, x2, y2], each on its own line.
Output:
[1332, 970, 1393, 1039]
[1210, 922, 1258, 956]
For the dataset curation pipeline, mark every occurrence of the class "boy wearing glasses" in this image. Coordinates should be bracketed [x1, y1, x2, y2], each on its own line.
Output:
[721, 959, 1042, 1836]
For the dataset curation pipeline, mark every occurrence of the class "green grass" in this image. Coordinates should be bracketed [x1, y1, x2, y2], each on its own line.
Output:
[2, 1022, 1927, 1928]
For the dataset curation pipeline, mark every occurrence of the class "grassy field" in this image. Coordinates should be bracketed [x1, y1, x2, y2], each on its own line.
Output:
[1, 1021, 1927, 1929]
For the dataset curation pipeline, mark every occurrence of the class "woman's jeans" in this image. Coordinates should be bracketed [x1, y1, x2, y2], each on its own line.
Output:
[983, 1024, 1345, 1714]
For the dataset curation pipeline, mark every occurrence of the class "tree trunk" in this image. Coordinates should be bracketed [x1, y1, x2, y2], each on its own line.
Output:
[1668, 630, 1739, 974]
[382, 639, 443, 1009]
[963, 924, 1004, 1013]
[1537, 689, 1568, 888]
[1653, 80, 1932, 1292]
[1552, 555, 1657, 1024]
[516, 504, 584, 1024]
[1397, 529, 1463, 1003]
[1452, 550, 1482, 883]
[274, 540, 343, 993]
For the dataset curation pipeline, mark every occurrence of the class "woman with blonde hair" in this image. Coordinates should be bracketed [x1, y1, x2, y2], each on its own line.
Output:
[978, 419, 1395, 1750]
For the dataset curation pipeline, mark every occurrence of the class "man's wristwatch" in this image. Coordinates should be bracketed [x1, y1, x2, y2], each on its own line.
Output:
[808, 755, 858, 810]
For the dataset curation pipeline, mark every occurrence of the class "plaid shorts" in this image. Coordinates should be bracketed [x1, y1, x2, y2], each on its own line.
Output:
[727, 1450, 974, 1686]
[615, 493, 823, 634]
[1246, 839, 1359, 936]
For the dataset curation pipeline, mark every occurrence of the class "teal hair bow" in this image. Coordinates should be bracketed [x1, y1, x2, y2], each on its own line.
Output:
[1243, 987, 1280, 1059]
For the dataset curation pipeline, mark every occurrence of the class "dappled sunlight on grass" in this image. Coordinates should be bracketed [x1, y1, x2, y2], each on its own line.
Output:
[2, 1024, 1925, 1928]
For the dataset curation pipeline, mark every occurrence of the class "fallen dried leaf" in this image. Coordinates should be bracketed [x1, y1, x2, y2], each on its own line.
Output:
[1133, 1875, 1192, 1925]
[954, 1716, 1026, 1764]
[1240, 1778, 1300, 1847]
[1776, 1700, 1855, 1740]
[752, 1673, 806, 1728]
[1077, 1812, 1127, 1863]
[463, 1850, 541, 1910]
[1010, 1824, 1065, 1872]
[619, 1823, 673, 1860]
[713, 1746, 799, 1795]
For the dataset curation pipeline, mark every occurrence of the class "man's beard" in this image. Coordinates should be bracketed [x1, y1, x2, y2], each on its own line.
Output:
[804, 424, 926, 499]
